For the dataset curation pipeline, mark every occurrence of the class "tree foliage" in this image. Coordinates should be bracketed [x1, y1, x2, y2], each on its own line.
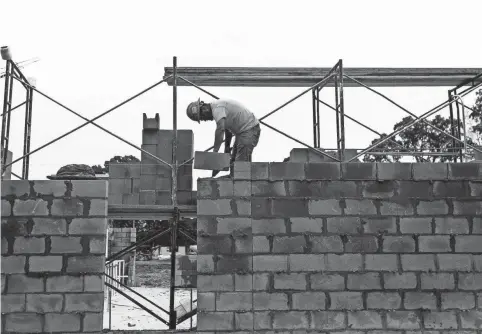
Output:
[91, 154, 140, 174]
[468, 89, 482, 144]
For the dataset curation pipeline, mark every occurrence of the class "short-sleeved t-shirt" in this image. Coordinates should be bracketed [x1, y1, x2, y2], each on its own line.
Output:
[210, 99, 259, 135]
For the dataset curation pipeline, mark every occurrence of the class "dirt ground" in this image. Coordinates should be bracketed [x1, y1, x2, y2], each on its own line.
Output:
[135, 258, 172, 288]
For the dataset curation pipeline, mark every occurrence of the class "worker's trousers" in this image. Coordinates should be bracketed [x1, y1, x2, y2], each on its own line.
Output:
[230, 124, 261, 176]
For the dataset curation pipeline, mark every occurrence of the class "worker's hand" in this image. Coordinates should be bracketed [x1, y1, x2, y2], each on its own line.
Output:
[212, 170, 220, 177]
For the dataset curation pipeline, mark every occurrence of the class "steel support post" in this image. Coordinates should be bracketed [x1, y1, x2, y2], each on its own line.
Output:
[2, 60, 13, 174]
[454, 88, 463, 161]
[22, 87, 33, 179]
[315, 87, 321, 148]
[334, 75, 341, 159]
[169, 209, 179, 329]
[448, 90, 457, 162]
[338, 60, 346, 160]
[312, 89, 317, 148]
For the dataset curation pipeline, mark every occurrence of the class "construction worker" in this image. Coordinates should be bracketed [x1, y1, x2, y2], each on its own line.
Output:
[186, 98, 261, 177]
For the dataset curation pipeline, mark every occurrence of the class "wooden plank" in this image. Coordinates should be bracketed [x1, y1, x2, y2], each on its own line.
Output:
[163, 67, 482, 87]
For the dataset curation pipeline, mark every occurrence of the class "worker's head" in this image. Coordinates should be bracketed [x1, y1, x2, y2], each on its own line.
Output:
[186, 99, 213, 123]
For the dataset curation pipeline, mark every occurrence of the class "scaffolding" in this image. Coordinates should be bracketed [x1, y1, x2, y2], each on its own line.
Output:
[2, 49, 482, 329]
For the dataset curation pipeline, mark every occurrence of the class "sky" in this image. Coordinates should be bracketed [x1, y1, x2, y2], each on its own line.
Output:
[1, 0, 481, 187]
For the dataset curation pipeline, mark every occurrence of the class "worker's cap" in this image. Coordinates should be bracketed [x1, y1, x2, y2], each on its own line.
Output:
[186, 98, 201, 123]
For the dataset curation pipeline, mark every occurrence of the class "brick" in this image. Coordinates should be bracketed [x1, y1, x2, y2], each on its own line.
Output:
[197, 255, 215, 273]
[49, 236, 82, 254]
[67, 256, 104, 273]
[363, 217, 397, 234]
[412, 163, 447, 180]
[345, 236, 378, 253]
[26, 293, 63, 312]
[272, 236, 305, 253]
[2, 199, 11, 216]
[253, 273, 270, 291]
[13, 199, 48, 216]
[251, 162, 269, 180]
[419, 235, 451, 252]
[404, 292, 436, 309]
[8, 274, 44, 292]
[326, 254, 363, 272]
[456, 236, 482, 252]
[459, 310, 482, 329]
[309, 199, 342, 215]
[253, 255, 287, 272]
[348, 273, 381, 290]
[398, 180, 433, 198]
[197, 311, 234, 330]
[438, 254, 473, 271]
[274, 273, 307, 290]
[421, 273, 455, 290]
[348, 311, 383, 329]
[305, 163, 341, 180]
[401, 254, 435, 271]
[449, 162, 480, 179]
[292, 292, 326, 310]
[423, 311, 457, 329]
[216, 292, 252, 311]
[365, 254, 398, 271]
[269, 162, 305, 180]
[252, 218, 286, 234]
[453, 200, 482, 215]
[65, 293, 104, 311]
[310, 273, 345, 290]
[289, 254, 325, 272]
[13, 236, 45, 254]
[31, 218, 67, 235]
[290, 217, 323, 233]
[254, 292, 289, 310]
[383, 236, 416, 252]
[234, 161, 251, 180]
[311, 236, 343, 253]
[311, 311, 345, 329]
[400, 218, 432, 234]
[29, 255, 62, 272]
[330, 292, 363, 310]
[459, 273, 482, 290]
[272, 198, 308, 217]
[380, 200, 414, 215]
[327, 217, 362, 233]
[384, 273, 417, 289]
[84, 274, 104, 292]
[442, 292, 475, 309]
[197, 199, 232, 216]
[342, 163, 376, 180]
[194, 151, 230, 170]
[197, 274, 233, 292]
[198, 292, 215, 311]
[2, 294, 26, 313]
[44, 313, 82, 332]
[272, 311, 309, 329]
[83, 312, 103, 332]
[46, 275, 83, 292]
[386, 311, 421, 329]
[4, 313, 43, 332]
[344, 199, 377, 215]
[377, 162, 411, 180]
[367, 292, 401, 309]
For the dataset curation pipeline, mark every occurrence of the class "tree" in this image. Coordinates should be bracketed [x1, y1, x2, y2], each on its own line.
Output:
[468, 89, 482, 145]
[91, 154, 140, 174]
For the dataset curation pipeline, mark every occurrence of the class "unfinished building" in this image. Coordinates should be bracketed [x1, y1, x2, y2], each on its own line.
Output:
[2, 47, 482, 333]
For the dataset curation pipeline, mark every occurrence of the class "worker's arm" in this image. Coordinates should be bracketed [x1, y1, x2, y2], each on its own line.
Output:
[213, 118, 226, 153]
[224, 130, 233, 153]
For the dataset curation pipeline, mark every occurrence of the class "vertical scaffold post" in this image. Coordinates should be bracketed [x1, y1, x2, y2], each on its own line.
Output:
[448, 89, 457, 162]
[22, 86, 33, 179]
[2, 60, 13, 174]
[453, 89, 463, 162]
[338, 59, 346, 161]
[312, 89, 317, 148]
[334, 73, 341, 159]
[169, 56, 178, 330]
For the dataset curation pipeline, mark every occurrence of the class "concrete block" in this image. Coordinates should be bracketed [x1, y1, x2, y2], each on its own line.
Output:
[398, 180, 433, 198]
[122, 193, 140, 205]
[326, 254, 363, 272]
[2, 294, 26, 313]
[460, 310, 482, 329]
[417, 200, 449, 215]
[234, 273, 252, 291]
[26, 294, 63, 312]
[404, 292, 437, 310]
[71, 180, 108, 198]
[252, 218, 286, 234]
[216, 255, 252, 274]
[235, 238, 253, 254]
[401, 254, 436, 271]
[327, 217, 362, 234]
[272, 236, 306, 253]
[311, 311, 345, 330]
[253, 255, 288, 272]
[342, 162, 376, 180]
[289, 254, 325, 272]
[67, 255, 105, 273]
[383, 273, 417, 289]
[51, 198, 84, 216]
[197, 235, 232, 255]
[139, 190, 156, 205]
[197, 311, 234, 331]
[253, 273, 270, 291]
[347, 311, 383, 329]
[310, 236, 343, 253]
[419, 235, 451, 252]
[380, 199, 414, 216]
[310, 273, 345, 290]
[290, 217, 323, 233]
[217, 217, 251, 235]
[433, 180, 471, 198]
[90, 237, 106, 254]
[438, 254, 473, 271]
[288, 180, 356, 198]
[197, 274, 234, 292]
[2, 180, 30, 197]
[453, 200, 482, 215]
[255, 292, 289, 311]
[377, 163, 412, 180]
[448, 162, 480, 179]
[108, 162, 141, 178]
[2, 199, 11, 216]
[329, 292, 363, 310]
[421, 273, 455, 290]
[344, 199, 377, 215]
[89, 199, 107, 216]
[424, 311, 458, 329]
[13, 199, 48, 216]
[272, 311, 309, 329]
[198, 292, 215, 311]
[305, 163, 341, 180]
[197, 199, 232, 216]
[50, 236, 82, 254]
[269, 162, 305, 181]
[31, 218, 67, 235]
[455, 236, 482, 252]
[234, 312, 253, 330]
[13, 236, 45, 254]
[234, 199, 251, 216]
[362, 180, 396, 198]
[347, 273, 381, 290]
[292, 292, 326, 310]
[216, 292, 252, 311]
[156, 190, 173, 205]
[251, 198, 271, 218]
[366, 292, 401, 309]
[251, 162, 269, 180]
[2, 255, 26, 273]
[69, 218, 107, 235]
[84, 275, 104, 292]
[309, 199, 342, 215]
[412, 163, 448, 180]
[33, 180, 66, 197]
[386, 311, 421, 330]
[363, 217, 397, 234]
[459, 273, 482, 290]
[399, 217, 432, 234]
[29, 255, 62, 272]
[345, 236, 378, 253]
[365, 254, 398, 271]
[143, 113, 160, 129]
[44, 313, 82, 332]
[7, 274, 44, 293]
[46, 275, 83, 292]
[83, 312, 103, 332]
[194, 151, 230, 171]
[234, 161, 251, 180]
[65, 293, 104, 311]
[4, 313, 43, 333]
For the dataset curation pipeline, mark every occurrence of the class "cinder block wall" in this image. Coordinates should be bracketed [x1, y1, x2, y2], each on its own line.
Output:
[196, 162, 482, 333]
[1, 180, 108, 334]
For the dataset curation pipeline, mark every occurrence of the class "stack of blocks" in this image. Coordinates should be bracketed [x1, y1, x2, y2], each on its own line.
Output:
[196, 161, 482, 333]
[108, 227, 136, 257]
[1, 179, 108, 334]
[107, 163, 140, 205]
[140, 113, 195, 205]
